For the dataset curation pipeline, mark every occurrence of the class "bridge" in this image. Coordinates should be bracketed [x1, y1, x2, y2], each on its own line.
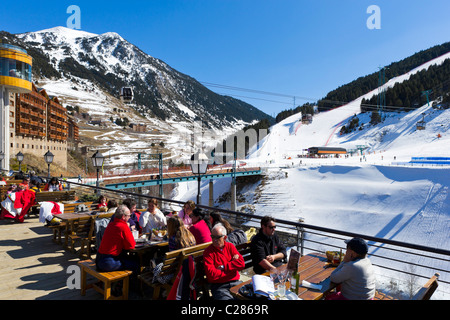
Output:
[101, 166, 262, 210]
[103, 166, 262, 190]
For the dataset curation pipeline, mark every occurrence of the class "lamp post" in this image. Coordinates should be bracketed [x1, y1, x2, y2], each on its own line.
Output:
[91, 151, 105, 195]
[190, 151, 209, 205]
[44, 151, 54, 178]
[0, 151, 4, 172]
[16, 152, 24, 173]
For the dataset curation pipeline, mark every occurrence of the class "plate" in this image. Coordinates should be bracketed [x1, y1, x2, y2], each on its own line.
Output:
[278, 291, 301, 300]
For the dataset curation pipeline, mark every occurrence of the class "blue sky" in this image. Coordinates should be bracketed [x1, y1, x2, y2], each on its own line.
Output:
[1, 1, 449, 117]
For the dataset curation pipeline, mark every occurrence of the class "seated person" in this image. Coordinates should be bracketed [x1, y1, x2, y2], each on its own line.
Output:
[326, 237, 376, 300]
[178, 200, 195, 228]
[250, 216, 286, 274]
[96, 205, 139, 273]
[122, 198, 140, 232]
[97, 195, 108, 211]
[139, 198, 166, 234]
[203, 224, 245, 300]
[106, 199, 118, 213]
[43, 177, 63, 192]
[19, 177, 30, 190]
[189, 208, 212, 244]
[210, 212, 247, 246]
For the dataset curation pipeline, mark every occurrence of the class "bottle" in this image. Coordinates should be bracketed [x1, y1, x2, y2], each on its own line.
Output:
[290, 271, 297, 293]
[295, 270, 300, 294]
[291, 265, 300, 294]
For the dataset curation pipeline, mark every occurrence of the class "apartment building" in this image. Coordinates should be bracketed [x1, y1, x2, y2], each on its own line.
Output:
[12, 83, 79, 169]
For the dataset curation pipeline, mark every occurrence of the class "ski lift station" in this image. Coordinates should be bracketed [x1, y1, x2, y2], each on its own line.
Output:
[307, 147, 347, 157]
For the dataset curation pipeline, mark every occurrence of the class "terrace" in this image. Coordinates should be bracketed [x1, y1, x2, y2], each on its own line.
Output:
[1, 180, 448, 300]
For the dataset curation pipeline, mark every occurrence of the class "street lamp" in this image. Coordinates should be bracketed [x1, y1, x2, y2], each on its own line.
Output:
[16, 152, 24, 173]
[44, 151, 54, 178]
[0, 151, 4, 172]
[190, 151, 209, 205]
[91, 151, 105, 195]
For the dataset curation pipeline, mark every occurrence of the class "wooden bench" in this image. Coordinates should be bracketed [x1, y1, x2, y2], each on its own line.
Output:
[412, 272, 440, 300]
[188, 240, 253, 300]
[373, 272, 440, 300]
[78, 259, 133, 300]
[67, 216, 95, 259]
[35, 190, 76, 203]
[67, 212, 115, 259]
[29, 191, 77, 217]
[235, 241, 253, 270]
[138, 242, 211, 299]
[63, 201, 96, 214]
[45, 201, 95, 245]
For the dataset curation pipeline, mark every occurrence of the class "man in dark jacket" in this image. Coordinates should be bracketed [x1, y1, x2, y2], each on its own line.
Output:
[250, 216, 287, 274]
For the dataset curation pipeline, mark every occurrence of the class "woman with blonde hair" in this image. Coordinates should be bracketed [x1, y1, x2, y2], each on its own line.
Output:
[167, 215, 196, 250]
[153, 215, 196, 285]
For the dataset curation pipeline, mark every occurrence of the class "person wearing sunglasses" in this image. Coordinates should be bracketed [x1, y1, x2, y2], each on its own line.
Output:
[250, 216, 287, 275]
[203, 224, 245, 300]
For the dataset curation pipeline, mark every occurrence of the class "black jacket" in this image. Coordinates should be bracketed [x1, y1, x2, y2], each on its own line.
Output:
[250, 229, 287, 274]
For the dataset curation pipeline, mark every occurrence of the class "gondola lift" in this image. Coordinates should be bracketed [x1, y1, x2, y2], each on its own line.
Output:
[120, 87, 134, 103]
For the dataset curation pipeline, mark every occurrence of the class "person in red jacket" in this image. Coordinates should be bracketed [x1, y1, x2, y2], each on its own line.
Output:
[203, 224, 245, 300]
[96, 205, 138, 273]
[189, 208, 212, 244]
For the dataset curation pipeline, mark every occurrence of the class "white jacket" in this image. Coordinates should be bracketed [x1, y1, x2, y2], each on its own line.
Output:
[139, 209, 167, 234]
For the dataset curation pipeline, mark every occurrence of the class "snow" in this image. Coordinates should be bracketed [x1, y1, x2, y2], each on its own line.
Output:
[172, 54, 450, 299]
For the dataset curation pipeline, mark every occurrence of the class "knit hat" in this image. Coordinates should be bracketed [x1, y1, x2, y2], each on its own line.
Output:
[345, 237, 369, 255]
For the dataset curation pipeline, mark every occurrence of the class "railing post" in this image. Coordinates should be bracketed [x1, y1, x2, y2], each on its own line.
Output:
[297, 218, 305, 256]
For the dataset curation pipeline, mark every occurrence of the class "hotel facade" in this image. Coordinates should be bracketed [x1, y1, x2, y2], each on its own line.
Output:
[1, 43, 79, 171]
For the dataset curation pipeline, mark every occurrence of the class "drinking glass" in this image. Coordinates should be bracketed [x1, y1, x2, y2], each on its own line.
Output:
[278, 266, 288, 284]
[270, 268, 279, 285]
[277, 283, 286, 298]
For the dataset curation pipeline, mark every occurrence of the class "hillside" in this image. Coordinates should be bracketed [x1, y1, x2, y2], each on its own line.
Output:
[0, 27, 274, 171]
[4, 26, 270, 128]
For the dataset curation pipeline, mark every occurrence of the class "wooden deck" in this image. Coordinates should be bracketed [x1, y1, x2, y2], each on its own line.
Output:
[0, 217, 144, 300]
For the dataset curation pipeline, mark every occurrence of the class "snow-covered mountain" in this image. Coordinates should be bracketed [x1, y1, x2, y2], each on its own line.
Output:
[13, 26, 269, 128]
[0, 26, 274, 168]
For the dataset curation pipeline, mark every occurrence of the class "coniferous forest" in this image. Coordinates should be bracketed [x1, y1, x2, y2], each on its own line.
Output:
[316, 41, 450, 113]
[361, 58, 450, 112]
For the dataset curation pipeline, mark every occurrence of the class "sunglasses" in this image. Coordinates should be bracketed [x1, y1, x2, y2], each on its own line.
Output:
[211, 234, 225, 240]
[265, 225, 276, 230]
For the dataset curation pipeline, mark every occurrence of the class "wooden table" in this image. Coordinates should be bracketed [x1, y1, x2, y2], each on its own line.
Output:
[54, 212, 113, 249]
[129, 239, 169, 273]
[230, 252, 337, 300]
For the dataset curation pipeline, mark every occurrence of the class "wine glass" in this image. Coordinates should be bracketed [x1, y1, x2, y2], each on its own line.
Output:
[278, 265, 288, 285]
[270, 268, 279, 285]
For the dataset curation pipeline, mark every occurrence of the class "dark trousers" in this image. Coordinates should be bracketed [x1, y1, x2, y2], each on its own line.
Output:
[96, 252, 139, 274]
[210, 280, 242, 300]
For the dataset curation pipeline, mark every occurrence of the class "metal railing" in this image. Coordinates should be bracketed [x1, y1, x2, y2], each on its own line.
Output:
[64, 179, 450, 299]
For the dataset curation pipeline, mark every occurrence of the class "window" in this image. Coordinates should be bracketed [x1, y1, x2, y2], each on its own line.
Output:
[0, 57, 32, 82]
